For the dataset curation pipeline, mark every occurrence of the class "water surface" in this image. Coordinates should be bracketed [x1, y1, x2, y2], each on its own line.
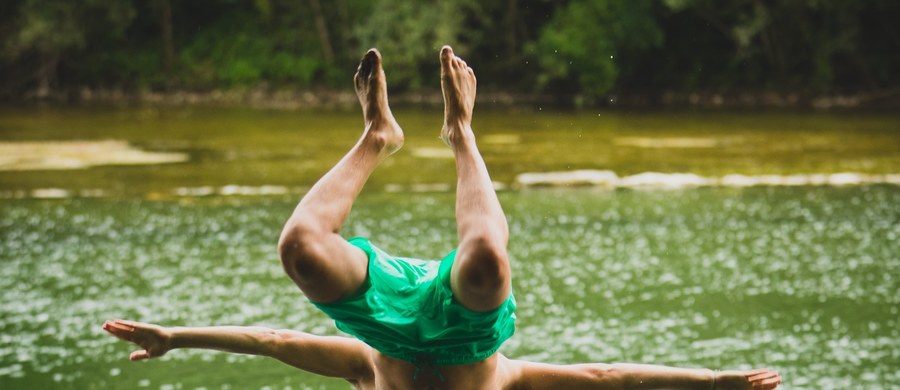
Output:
[1, 106, 898, 389]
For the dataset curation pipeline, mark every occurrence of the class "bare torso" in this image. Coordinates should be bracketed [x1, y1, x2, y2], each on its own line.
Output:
[353, 352, 517, 390]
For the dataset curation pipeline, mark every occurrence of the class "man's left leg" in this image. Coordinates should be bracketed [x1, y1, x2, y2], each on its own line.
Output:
[278, 49, 403, 304]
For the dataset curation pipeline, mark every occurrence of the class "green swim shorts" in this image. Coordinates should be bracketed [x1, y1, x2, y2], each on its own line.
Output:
[311, 237, 517, 366]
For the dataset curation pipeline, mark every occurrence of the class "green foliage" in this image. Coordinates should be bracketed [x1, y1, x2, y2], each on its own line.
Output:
[1, 0, 137, 93]
[1, 0, 898, 101]
[354, 0, 478, 89]
[533, 0, 663, 98]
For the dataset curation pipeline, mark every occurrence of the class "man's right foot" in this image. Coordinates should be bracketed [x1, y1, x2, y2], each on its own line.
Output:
[354, 48, 403, 157]
[715, 368, 782, 390]
[439, 45, 477, 148]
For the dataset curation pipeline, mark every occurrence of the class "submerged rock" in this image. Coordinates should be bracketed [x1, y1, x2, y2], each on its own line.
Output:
[515, 170, 619, 187]
[516, 170, 900, 189]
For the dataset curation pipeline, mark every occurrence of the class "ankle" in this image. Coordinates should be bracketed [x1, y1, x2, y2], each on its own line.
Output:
[363, 125, 402, 153]
[443, 118, 471, 131]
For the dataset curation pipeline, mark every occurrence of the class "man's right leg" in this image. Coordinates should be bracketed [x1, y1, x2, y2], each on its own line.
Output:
[439, 46, 512, 312]
[278, 49, 403, 304]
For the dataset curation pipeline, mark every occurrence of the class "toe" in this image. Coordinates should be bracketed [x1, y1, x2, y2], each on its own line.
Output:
[358, 49, 380, 79]
[440, 45, 454, 65]
[366, 48, 382, 69]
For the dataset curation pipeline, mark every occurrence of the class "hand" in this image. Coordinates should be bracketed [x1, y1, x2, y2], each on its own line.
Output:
[103, 319, 172, 361]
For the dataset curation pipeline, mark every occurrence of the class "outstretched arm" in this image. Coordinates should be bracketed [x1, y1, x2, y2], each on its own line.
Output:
[510, 360, 781, 390]
[102, 320, 373, 382]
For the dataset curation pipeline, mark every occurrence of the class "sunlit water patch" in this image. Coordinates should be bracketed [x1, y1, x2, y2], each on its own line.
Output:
[1, 186, 898, 388]
[0, 140, 188, 171]
[516, 170, 900, 189]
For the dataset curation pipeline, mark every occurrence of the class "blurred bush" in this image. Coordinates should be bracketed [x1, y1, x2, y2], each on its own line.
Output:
[1, 0, 898, 103]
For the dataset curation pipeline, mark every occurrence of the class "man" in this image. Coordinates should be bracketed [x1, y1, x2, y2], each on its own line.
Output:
[104, 46, 782, 390]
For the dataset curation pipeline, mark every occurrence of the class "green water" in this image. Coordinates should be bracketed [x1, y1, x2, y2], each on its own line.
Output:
[1, 106, 899, 389]
[1, 106, 899, 194]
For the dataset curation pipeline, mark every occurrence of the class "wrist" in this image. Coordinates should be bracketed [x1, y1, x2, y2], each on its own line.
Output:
[164, 326, 181, 350]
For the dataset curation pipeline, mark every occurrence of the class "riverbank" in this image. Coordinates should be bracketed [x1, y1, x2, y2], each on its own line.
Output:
[10, 85, 900, 110]
[2, 105, 898, 199]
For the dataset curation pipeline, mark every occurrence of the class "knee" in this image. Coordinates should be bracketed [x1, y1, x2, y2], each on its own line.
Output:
[457, 234, 510, 292]
[277, 221, 327, 280]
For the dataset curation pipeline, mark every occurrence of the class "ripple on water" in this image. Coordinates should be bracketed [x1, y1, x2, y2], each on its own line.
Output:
[1, 187, 899, 387]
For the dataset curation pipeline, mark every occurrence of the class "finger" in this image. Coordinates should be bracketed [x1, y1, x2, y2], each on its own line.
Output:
[761, 375, 782, 386]
[130, 350, 150, 361]
[103, 323, 134, 341]
[114, 319, 141, 330]
[104, 321, 135, 337]
[748, 370, 776, 382]
[753, 375, 781, 390]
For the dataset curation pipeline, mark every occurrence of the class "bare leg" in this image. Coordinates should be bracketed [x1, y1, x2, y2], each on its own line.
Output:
[278, 49, 403, 303]
[439, 45, 511, 312]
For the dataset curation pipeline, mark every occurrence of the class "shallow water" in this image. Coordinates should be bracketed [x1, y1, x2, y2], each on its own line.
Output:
[1, 106, 899, 389]
[1, 187, 899, 389]
[1, 106, 899, 196]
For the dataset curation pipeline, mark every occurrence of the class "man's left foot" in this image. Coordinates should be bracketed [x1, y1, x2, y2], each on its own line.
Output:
[354, 48, 404, 157]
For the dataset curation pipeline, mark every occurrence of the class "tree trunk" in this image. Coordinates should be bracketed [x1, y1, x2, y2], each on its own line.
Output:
[507, 0, 518, 56]
[307, 0, 335, 64]
[158, 0, 175, 84]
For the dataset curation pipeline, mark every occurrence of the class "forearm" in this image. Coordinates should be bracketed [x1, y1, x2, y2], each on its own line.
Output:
[168, 326, 279, 357]
[611, 363, 714, 389]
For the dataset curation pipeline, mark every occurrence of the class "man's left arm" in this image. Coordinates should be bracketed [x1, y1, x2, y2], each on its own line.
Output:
[102, 319, 373, 382]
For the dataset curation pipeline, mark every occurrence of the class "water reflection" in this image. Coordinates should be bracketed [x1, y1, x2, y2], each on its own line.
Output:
[1, 186, 898, 388]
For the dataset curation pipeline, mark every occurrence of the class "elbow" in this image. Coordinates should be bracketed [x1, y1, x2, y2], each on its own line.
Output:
[270, 329, 308, 354]
[257, 328, 293, 357]
[587, 364, 626, 389]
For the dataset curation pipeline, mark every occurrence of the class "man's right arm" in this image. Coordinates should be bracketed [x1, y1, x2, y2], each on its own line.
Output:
[508, 360, 781, 389]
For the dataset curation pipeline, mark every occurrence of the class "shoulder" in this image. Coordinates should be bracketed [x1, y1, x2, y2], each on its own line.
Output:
[271, 330, 376, 382]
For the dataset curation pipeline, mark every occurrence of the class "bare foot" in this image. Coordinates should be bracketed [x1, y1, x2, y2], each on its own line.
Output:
[439, 45, 477, 148]
[715, 368, 782, 390]
[354, 48, 403, 157]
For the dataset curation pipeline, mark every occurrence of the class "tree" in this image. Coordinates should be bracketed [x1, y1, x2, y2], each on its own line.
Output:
[532, 0, 663, 100]
[353, 0, 479, 89]
[1, 0, 135, 96]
